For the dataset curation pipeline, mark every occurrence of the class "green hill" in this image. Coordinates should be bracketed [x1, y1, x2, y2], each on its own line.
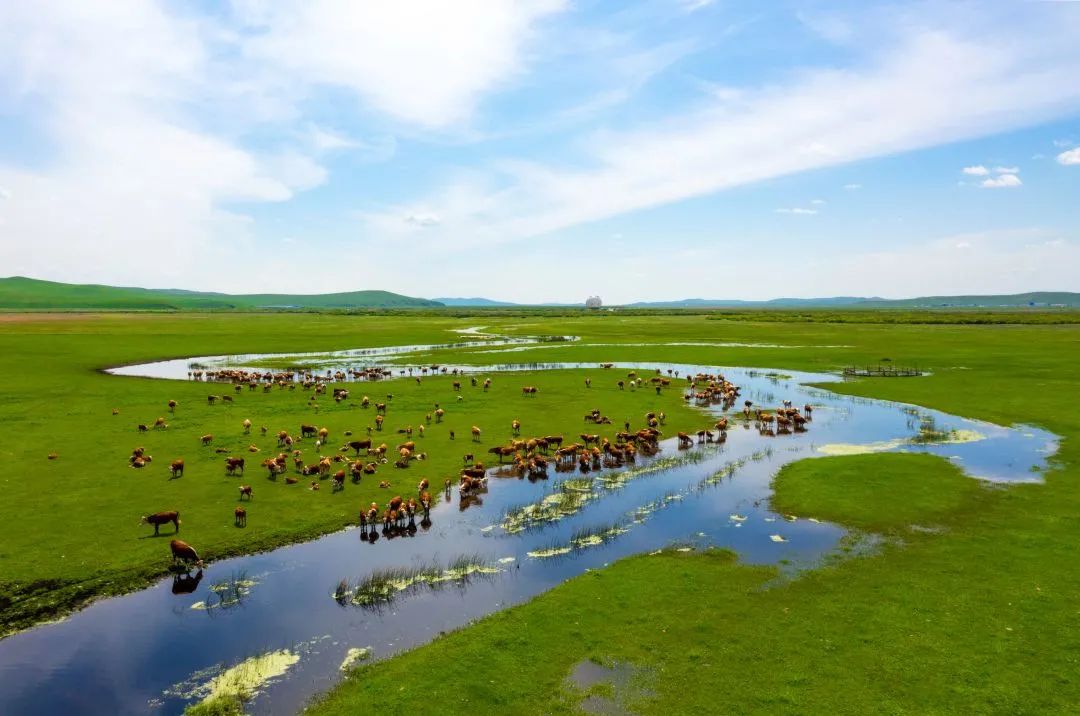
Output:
[0, 277, 443, 310]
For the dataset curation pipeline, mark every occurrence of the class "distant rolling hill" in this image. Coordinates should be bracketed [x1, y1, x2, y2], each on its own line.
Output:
[0, 276, 443, 310]
[625, 297, 877, 309]
[625, 293, 1080, 309]
[432, 297, 519, 307]
[855, 292, 1080, 308]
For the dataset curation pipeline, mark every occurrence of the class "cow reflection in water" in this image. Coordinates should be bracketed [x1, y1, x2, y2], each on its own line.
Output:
[458, 488, 486, 511]
[172, 569, 203, 595]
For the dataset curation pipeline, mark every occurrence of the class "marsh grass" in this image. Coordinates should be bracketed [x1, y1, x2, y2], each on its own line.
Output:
[342, 554, 497, 608]
[527, 520, 630, 560]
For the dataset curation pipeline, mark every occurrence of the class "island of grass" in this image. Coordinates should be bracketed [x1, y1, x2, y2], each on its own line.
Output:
[770, 453, 988, 532]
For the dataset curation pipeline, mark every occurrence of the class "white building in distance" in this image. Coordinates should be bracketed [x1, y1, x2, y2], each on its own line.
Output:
[585, 295, 602, 309]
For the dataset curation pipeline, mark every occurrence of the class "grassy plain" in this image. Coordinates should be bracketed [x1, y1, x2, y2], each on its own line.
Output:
[0, 313, 704, 634]
[310, 312, 1080, 714]
[2, 311, 1079, 714]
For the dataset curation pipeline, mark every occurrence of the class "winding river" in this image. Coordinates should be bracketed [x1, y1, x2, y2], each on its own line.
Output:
[0, 332, 1057, 715]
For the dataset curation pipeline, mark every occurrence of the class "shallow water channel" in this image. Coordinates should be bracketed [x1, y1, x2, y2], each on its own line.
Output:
[0, 340, 1058, 715]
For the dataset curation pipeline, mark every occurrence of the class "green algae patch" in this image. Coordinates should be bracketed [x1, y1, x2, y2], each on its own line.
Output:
[184, 650, 299, 714]
[527, 546, 573, 559]
[340, 647, 373, 672]
[817, 439, 908, 456]
[819, 427, 985, 456]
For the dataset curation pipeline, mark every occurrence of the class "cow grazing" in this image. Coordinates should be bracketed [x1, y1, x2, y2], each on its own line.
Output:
[238, 485, 253, 500]
[142, 511, 180, 536]
[169, 459, 185, 478]
[243, 419, 252, 434]
[201, 434, 213, 446]
[521, 386, 538, 396]
[511, 419, 521, 436]
[234, 506, 247, 527]
[471, 426, 482, 442]
[225, 457, 245, 475]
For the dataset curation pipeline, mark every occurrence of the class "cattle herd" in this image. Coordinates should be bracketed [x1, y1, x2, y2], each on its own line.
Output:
[134, 364, 812, 574]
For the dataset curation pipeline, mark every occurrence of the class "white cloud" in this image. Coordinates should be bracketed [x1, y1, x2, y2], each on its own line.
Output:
[1057, 147, 1080, 165]
[981, 173, 1022, 188]
[993, 165, 1019, 174]
[776, 207, 818, 215]
[962, 165, 990, 175]
[843, 183, 862, 190]
[405, 213, 442, 227]
[0, 2, 320, 288]
[810, 198, 826, 205]
[0, 186, 10, 200]
[1053, 138, 1074, 148]
[238, 1, 566, 128]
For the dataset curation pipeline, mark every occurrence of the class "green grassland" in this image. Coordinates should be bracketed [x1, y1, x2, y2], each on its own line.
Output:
[0, 314, 705, 635]
[2, 311, 1080, 714]
[770, 453, 989, 532]
[308, 313, 1080, 714]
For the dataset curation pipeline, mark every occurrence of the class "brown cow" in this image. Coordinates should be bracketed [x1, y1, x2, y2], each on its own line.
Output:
[168, 400, 178, 412]
[225, 457, 245, 475]
[234, 506, 247, 527]
[511, 419, 521, 436]
[471, 425, 482, 442]
[521, 386, 538, 396]
[142, 511, 180, 535]
[238, 485, 253, 500]
[201, 434, 213, 446]
[169, 459, 185, 478]
[345, 439, 372, 456]
[170, 539, 203, 567]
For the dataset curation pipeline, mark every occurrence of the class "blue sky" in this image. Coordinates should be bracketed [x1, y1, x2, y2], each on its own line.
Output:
[1, 0, 1078, 303]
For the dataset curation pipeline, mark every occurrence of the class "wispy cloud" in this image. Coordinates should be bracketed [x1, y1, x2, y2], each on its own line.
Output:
[366, 23, 1080, 250]
[962, 165, 990, 176]
[775, 207, 818, 215]
[981, 173, 1022, 188]
[404, 213, 442, 227]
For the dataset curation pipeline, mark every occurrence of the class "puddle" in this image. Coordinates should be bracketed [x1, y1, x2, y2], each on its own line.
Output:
[0, 339, 1058, 716]
[567, 660, 651, 715]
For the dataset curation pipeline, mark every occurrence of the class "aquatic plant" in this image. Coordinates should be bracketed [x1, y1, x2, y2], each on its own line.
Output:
[527, 521, 630, 559]
[191, 571, 257, 612]
[339, 555, 500, 608]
